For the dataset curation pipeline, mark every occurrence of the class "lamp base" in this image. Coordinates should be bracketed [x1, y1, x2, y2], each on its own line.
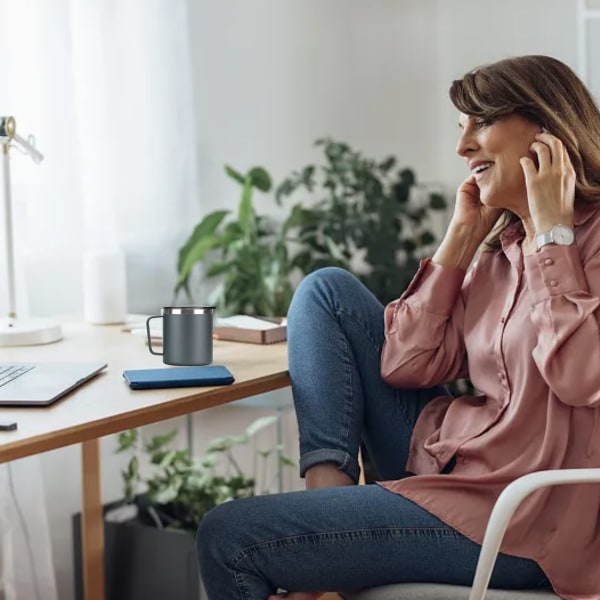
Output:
[0, 317, 63, 346]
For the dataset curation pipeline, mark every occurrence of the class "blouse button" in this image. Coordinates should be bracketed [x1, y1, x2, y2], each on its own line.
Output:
[549, 280, 558, 287]
[544, 258, 554, 266]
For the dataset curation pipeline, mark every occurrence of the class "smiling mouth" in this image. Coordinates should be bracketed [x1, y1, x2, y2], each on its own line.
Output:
[472, 163, 493, 180]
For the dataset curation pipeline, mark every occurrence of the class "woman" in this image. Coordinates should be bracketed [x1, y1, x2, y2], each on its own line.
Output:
[197, 55, 600, 600]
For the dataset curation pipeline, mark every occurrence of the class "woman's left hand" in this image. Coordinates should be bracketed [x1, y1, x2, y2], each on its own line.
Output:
[520, 131, 576, 232]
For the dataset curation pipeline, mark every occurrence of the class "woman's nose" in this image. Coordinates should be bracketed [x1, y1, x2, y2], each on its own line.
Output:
[456, 128, 478, 157]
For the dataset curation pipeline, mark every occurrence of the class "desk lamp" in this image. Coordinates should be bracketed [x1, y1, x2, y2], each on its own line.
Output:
[0, 116, 62, 346]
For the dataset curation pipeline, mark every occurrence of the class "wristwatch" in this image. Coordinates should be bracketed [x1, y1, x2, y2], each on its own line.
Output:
[535, 224, 575, 252]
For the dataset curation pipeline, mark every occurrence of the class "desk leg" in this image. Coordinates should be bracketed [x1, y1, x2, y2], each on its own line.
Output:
[81, 439, 105, 600]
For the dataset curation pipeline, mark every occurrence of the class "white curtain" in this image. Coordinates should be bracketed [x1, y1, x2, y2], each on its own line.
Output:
[0, 0, 199, 597]
[0, 0, 200, 320]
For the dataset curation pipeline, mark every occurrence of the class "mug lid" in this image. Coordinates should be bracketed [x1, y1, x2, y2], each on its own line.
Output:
[161, 306, 216, 315]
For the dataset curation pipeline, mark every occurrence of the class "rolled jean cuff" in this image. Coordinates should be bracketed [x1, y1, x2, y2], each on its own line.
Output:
[299, 449, 361, 483]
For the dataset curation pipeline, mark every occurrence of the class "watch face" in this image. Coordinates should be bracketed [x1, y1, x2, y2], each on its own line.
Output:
[553, 225, 575, 245]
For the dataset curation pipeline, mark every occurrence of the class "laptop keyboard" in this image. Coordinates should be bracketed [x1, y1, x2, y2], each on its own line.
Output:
[0, 365, 35, 388]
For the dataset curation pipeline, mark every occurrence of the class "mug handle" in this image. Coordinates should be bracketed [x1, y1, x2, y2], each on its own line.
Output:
[146, 315, 163, 356]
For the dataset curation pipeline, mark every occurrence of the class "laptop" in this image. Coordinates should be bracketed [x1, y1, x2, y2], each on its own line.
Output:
[0, 361, 108, 406]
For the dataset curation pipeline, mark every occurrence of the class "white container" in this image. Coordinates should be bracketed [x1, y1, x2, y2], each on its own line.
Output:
[83, 248, 127, 324]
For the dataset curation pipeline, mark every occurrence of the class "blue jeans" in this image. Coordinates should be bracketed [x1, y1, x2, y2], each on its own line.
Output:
[197, 268, 549, 598]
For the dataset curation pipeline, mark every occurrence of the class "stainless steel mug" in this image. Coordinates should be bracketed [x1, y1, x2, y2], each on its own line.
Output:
[146, 306, 216, 366]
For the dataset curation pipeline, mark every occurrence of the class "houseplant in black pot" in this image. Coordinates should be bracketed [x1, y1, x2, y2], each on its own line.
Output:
[72, 416, 295, 600]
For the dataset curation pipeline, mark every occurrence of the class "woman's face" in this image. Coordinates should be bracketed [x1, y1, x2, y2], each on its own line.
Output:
[456, 113, 540, 212]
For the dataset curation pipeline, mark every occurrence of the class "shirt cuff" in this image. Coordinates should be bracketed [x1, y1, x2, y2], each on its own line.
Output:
[399, 258, 466, 316]
[524, 245, 589, 304]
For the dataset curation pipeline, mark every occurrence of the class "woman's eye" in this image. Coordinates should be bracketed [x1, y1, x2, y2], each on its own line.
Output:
[475, 119, 491, 128]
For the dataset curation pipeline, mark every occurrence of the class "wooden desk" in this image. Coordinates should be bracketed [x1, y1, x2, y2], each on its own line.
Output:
[0, 321, 291, 600]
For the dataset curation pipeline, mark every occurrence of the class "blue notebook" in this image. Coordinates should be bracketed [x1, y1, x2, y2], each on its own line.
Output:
[123, 365, 235, 390]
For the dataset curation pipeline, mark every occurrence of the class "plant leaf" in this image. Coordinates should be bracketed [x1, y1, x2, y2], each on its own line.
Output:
[176, 210, 229, 287]
[144, 430, 178, 453]
[420, 230, 436, 246]
[238, 177, 255, 238]
[399, 168, 416, 186]
[429, 192, 447, 210]
[379, 156, 396, 172]
[206, 261, 234, 277]
[279, 455, 297, 467]
[158, 449, 178, 469]
[177, 210, 229, 273]
[246, 415, 277, 437]
[323, 235, 347, 263]
[115, 428, 138, 452]
[224, 165, 245, 184]
[248, 167, 272, 192]
[177, 234, 223, 285]
[206, 434, 248, 453]
[152, 483, 180, 505]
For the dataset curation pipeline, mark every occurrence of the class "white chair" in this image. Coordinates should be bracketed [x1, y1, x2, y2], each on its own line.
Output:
[343, 468, 600, 600]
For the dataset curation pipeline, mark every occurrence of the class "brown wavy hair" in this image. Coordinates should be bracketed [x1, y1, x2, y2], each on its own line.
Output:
[449, 55, 600, 249]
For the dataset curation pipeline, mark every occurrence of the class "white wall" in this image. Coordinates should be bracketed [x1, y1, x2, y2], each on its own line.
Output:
[34, 1, 582, 598]
[188, 0, 441, 191]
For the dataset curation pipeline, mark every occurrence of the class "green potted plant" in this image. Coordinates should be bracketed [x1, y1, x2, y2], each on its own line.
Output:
[175, 140, 447, 316]
[175, 166, 298, 317]
[72, 416, 295, 600]
[116, 415, 294, 531]
[276, 138, 447, 304]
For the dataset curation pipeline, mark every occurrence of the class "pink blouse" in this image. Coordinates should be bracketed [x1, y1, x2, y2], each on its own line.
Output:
[380, 204, 600, 600]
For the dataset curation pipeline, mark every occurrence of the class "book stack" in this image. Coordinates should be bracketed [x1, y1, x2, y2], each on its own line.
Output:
[214, 315, 287, 344]
[125, 315, 287, 346]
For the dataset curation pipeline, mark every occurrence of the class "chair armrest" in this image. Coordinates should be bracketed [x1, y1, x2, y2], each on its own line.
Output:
[468, 468, 600, 600]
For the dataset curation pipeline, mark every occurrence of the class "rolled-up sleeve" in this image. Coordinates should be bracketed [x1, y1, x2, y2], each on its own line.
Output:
[381, 258, 470, 388]
[524, 244, 600, 407]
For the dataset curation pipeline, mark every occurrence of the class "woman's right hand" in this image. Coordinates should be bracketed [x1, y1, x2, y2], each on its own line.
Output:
[431, 175, 503, 270]
[450, 174, 502, 241]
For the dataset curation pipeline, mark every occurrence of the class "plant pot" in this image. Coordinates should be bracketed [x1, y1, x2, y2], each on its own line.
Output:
[72, 500, 205, 600]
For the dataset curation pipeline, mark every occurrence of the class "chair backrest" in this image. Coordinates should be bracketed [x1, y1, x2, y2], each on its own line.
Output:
[342, 583, 557, 599]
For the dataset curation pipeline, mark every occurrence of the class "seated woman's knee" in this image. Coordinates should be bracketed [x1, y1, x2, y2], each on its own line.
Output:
[289, 267, 358, 315]
[301, 267, 356, 290]
[196, 500, 240, 562]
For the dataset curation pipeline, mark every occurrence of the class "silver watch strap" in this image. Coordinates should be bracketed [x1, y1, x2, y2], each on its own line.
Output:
[536, 230, 554, 251]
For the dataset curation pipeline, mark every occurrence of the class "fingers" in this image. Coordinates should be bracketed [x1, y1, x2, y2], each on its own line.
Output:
[456, 174, 481, 203]
[529, 141, 551, 170]
[522, 131, 576, 230]
[461, 173, 479, 189]
[456, 174, 478, 193]
[561, 140, 576, 174]
[530, 132, 565, 170]
[519, 156, 537, 184]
